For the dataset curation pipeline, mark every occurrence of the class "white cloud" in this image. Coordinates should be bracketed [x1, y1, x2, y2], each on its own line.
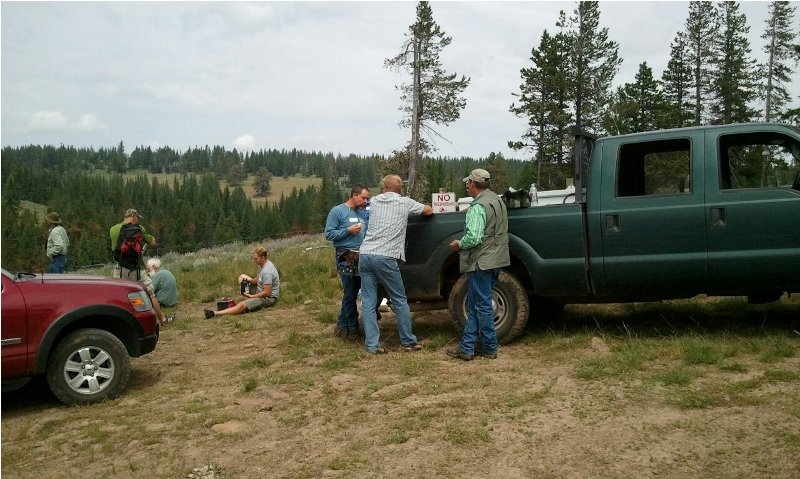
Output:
[74, 113, 106, 132]
[27, 111, 68, 133]
[26, 111, 106, 135]
[232, 134, 257, 151]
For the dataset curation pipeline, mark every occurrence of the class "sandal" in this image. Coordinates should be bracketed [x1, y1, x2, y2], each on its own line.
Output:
[403, 343, 423, 352]
[369, 347, 388, 355]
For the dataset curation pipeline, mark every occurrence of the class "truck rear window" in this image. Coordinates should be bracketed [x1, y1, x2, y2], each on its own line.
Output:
[719, 132, 800, 191]
[616, 138, 691, 197]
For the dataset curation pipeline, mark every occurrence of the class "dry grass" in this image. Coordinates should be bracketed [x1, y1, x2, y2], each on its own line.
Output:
[3, 236, 800, 479]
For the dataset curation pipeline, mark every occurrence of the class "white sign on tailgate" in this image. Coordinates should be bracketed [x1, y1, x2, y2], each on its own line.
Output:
[432, 192, 457, 213]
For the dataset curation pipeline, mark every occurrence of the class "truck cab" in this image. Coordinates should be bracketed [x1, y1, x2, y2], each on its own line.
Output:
[401, 123, 800, 343]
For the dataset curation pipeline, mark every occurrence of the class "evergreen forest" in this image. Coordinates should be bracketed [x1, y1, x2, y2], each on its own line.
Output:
[2, 1, 799, 273]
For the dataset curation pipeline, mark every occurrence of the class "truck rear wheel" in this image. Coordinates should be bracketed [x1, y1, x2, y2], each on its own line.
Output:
[448, 271, 529, 344]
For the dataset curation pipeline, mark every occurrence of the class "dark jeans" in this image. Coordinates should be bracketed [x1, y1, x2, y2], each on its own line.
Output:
[49, 254, 67, 273]
[337, 272, 361, 333]
[459, 268, 500, 355]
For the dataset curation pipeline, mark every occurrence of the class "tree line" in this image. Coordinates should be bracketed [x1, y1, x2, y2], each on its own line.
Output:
[1, 143, 529, 272]
[3, 1, 799, 271]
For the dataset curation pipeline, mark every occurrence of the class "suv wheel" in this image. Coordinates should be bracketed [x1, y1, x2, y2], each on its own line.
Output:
[46, 329, 131, 405]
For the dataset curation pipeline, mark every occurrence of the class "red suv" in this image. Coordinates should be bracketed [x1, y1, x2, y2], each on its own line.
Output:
[2, 269, 159, 404]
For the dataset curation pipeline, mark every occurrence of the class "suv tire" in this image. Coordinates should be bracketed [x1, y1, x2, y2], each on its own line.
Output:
[46, 329, 131, 405]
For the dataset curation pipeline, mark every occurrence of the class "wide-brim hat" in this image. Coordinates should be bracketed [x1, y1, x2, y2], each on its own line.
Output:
[46, 212, 62, 224]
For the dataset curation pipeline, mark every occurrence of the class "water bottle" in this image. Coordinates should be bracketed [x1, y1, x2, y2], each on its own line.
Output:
[529, 183, 538, 206]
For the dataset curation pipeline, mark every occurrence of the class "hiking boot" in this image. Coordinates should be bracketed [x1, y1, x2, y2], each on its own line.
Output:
[475, 349, 497, 359]
[445, 347, 473, 361]
[203, 308, 215, 320]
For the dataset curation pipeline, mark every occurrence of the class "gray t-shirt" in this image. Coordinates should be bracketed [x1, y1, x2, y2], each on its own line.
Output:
[258, 260, 280, 299]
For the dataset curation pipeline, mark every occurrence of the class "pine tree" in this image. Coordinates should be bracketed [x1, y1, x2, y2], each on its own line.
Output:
[684, 1, 719, 125]
[605, 62, 667, 134]
[760, 1, 798, 122]
[710, 1, 759, 124]
[562, 1, 622, 133]
[510, 27, 574, 189]
[385, 1, 470, 197]
[484, 152, 510, 194]
[253, 168, 273, 197]
[662, 32, 694, 128]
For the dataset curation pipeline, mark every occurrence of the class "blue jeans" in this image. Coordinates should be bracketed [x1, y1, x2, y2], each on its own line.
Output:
[359, 254, 417, 352]
[49, 254, 67, 273]
[459, 268, 500, 355]
[336, 272, 361, 333]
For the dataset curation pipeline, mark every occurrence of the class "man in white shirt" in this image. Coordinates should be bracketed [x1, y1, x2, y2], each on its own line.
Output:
[358, 174, 432, 354]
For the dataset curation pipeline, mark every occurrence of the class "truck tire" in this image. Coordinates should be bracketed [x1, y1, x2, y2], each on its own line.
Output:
[46, 329, 131, 405]
[448, 271, 529, 344]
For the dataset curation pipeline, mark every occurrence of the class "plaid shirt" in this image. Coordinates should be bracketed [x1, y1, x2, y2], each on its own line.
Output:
[359, 192, 425, 261]
[459, 203, 486, 250]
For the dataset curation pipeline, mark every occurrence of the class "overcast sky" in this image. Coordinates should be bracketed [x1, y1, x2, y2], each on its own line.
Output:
[2, 1, 797, 160]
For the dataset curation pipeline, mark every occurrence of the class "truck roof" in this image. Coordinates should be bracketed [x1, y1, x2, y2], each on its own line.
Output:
[597, 122, 800, 142]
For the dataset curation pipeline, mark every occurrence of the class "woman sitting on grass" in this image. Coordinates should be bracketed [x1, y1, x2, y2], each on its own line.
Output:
[204, 246, 280, 319]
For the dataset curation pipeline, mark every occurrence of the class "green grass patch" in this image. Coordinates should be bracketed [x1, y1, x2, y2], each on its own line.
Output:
[242, 376, 259, 393]
[653, 367, 698, 386]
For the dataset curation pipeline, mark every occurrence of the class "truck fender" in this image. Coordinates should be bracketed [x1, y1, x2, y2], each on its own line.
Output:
[507, 233, 543, 293]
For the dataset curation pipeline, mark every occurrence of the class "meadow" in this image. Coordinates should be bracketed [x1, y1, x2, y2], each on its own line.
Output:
[119, 170, 323, 204]
[2, 235, 799, 478]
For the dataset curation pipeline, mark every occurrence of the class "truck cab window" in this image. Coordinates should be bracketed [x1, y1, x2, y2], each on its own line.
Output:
[719, 132, 800, 191]
[616, 138, 691, 197]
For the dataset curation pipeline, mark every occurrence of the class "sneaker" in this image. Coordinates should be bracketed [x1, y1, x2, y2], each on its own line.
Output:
[334, 329, 348, 340]
[475, 349, 497, 359]
[163, 314, 176, 324]
[445, 347, 473, 361]
[203, 308, 215, 320]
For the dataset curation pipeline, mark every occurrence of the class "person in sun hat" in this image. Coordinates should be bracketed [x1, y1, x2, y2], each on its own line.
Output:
[446, 168, 510, 361]
[45, 211, 69, 273]
[109, 208, 173, 325]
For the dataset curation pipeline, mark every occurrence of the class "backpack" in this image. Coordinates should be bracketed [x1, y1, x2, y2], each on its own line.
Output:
[114, 223, 145, 269]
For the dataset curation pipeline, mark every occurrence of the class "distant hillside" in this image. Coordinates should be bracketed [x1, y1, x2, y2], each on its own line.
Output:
[20, 200, 48, 223]
[116, 171, 324, 205]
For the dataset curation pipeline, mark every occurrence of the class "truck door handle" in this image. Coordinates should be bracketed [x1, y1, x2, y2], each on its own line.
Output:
[710, 207, 727, 228]
[605, 214, 620, 233]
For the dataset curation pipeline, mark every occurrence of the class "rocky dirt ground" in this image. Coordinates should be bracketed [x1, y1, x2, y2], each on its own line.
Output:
[2, 300, 799, 479]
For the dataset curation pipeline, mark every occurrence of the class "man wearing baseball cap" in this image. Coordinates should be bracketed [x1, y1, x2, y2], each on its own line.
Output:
[109, 208, 174, 325]
[446, 168, 510, 361]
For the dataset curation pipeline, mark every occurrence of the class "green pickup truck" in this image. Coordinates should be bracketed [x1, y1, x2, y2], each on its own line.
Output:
[400, 123, 800, 343]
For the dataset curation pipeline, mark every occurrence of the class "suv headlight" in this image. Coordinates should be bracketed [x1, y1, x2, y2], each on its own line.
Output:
[128, 291, 154, 312]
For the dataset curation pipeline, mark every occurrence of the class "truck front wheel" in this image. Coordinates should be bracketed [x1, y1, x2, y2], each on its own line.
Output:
[448, 271, 529, 344]
[46, 329, 131, 405]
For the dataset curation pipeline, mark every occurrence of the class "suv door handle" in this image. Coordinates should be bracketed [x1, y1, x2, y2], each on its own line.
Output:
[710, 207, 727, 228]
